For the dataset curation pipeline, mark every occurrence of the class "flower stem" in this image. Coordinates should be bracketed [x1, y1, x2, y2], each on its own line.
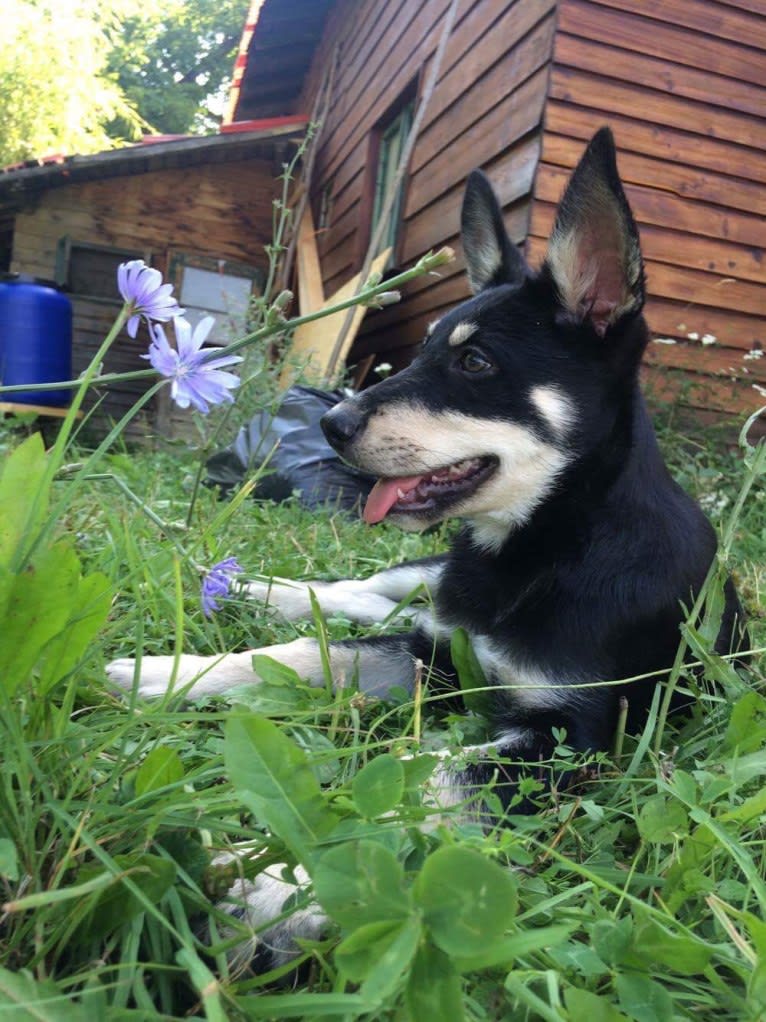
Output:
[12, 307, 129, 571]
[205, 247, 455, 363]
[0, 367, 156, 395]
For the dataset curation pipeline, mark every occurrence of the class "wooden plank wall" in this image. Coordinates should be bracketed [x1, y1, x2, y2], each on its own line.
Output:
[10, 158, 277, 437]
[527, 0, 766, 420]
[298, 0, 559, 373]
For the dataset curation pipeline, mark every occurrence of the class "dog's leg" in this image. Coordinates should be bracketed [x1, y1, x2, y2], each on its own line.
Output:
[241, 556, 445, 626]
[107, 631, 443, 700]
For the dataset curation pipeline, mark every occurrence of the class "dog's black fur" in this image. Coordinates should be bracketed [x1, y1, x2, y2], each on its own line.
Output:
[317, 127, 742, 809]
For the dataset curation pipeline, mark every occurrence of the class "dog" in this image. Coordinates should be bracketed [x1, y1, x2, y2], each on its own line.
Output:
[108, 127, 743, 966]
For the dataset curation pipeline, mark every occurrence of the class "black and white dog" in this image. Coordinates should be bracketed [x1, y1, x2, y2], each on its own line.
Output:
[108, 128, 742, 959]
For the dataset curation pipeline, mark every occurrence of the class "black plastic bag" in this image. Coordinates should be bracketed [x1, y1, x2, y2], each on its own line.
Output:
[205, 386, 375, 511]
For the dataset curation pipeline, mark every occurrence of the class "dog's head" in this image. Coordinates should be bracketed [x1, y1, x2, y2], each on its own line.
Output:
[322, 128, 649, 547]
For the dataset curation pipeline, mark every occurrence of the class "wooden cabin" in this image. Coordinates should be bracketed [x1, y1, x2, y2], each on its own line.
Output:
[230, 0, 766, 424]
[0, 121, 305, 436]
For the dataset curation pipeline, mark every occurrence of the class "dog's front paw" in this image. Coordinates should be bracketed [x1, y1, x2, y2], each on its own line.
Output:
[106, 654, 190, 697]
[106, 651, 258, 698]
[221, 865, 327, 974]
[242, 577, 314, 622]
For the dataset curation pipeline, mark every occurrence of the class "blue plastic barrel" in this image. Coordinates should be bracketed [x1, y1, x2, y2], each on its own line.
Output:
[0, 275, 73, 407]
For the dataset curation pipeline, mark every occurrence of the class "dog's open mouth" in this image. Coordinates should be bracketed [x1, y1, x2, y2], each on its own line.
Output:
[363, 456, 497, 524]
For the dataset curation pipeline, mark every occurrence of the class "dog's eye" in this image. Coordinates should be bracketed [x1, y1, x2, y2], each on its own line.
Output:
[458, 348, 493, 374]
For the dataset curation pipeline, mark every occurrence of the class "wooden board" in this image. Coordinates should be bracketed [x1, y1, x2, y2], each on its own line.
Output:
[558, 0, 765, 86]
[0, 402, 82, 419]
[296, 205, 325, 316]
[280, 248, 392, 387]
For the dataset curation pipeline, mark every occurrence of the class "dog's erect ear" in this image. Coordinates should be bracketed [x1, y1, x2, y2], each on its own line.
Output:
[545, 128, 644, 337]
[461, 169, 528, 293]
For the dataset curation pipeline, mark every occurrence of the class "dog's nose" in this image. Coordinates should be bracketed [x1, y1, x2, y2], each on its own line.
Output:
[321, 402, 363, 451]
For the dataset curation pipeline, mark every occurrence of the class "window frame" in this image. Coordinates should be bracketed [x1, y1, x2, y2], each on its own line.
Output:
[357, 79, 419, 270]
[55, 237, 150, 300]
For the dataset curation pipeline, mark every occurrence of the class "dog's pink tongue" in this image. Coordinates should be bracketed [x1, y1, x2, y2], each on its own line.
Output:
[363, 475, 424, 524]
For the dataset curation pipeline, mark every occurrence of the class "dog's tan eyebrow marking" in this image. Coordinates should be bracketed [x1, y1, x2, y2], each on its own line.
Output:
[448, 321, 479, 346]
[530, 385, 576, 436]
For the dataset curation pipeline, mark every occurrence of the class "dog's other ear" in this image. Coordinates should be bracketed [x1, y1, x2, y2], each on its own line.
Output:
[461, 169, 528, 293]
[545, 127, 644, 337]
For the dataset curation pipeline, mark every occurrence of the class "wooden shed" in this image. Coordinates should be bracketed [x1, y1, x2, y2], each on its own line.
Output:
[230, 0, 765, 422]
[0, 120, 305, 436]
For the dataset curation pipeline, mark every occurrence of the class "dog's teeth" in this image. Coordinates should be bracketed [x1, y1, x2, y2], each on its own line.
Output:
[449, 464, 464, 478]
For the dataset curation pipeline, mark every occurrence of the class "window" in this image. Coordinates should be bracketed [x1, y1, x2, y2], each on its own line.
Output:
[317, 181, 334, 232]
[56, 238, 147, 298]
[370, 99, 414, 261]
[167, 252, 264, 345]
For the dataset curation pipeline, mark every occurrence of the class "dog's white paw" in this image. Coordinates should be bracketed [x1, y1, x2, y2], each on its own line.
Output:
[242, 577, 315, 621]
[106, 651, 258, 698]
[221, 865, 327, 973]
[243, 576, 403, 626]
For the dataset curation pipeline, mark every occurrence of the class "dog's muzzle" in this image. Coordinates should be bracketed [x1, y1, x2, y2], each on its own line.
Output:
[321, 401, 364, 453]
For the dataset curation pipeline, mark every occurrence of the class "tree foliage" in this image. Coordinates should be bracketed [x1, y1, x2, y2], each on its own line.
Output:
[106, 0, 245, 136]
[0, 0, 245, 166]
[0, 0, 142, 166]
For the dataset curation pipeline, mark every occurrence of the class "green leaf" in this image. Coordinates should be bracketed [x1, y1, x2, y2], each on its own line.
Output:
[336, 919, 407, 982]
[313, 840, 411, 930]
[402, 753, 439, 790]
[631, 915, 713, 975]
[564, 987, 630, 1022]
[450, 627, 491, 716]
[720, 748, 766, 787]
[615, 972, 673, 1022]
[135, 747, 184, 796]
[225, 713, 339, 867]
[75, 854, 176, 941]
[414, 845, 517, 956]
[589, 918, 633, 968]
[636, 795, 688, 844]
[338, 916, 420, 1005]
[549, 941, 610, 979]
[0, 434, 48, 567]
[352, 753, 405, 818]
[0, 542, 80, 696]
[36, 570, 112, 695]
[289, 724, 340, 784]
[0, 966, 89, 1021]
[724, 691, 766, 754]
[721, 784, 766, 825]
[406, 942, 465, 1022]
[453, 924, 573, 973]
[0, 838, 18, 881]
[236, 992, 369, 1018]
[251, 654, 304, 687]
[155, 831, 209, 885]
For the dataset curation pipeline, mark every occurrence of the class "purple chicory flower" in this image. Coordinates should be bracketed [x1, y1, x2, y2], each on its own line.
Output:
[201, 557, 243, 617]
[144, 316, 243, 413]
[117, 259, 184, 338]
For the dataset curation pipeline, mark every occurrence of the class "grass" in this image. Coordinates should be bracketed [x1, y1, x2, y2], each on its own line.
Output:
[0, 394, 764, 1022]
